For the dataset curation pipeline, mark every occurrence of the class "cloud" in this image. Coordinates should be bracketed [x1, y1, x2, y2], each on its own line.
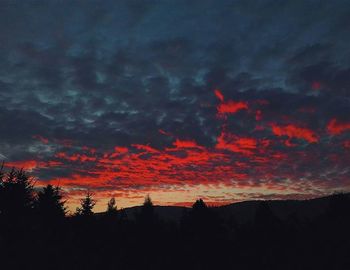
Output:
[327, 118, 350, 135]
[270, 123, 319, 144]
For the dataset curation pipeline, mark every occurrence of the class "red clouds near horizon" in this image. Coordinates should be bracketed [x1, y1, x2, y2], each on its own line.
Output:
[4, 89, 349, 211]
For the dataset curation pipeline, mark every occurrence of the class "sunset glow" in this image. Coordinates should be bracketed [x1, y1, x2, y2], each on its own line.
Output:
[3, 88, 349, 212]
[1, 1, 349, 212]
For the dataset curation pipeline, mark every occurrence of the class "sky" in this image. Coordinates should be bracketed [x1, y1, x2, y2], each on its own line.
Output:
[0, 0, 350, 212]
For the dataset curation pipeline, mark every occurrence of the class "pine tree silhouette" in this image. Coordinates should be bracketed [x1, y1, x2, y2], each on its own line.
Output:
[140, 194, 154, 219]
[137, 194, 158, 231]
[76, 191, 96, 216]
[0, 168, 35, 221]
[36, 184, 66, 222]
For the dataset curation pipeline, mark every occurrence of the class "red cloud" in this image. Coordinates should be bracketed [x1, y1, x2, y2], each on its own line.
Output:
[4, 160, 62, 171]
[132, 144, 159, 153]
[114, 147, 129, 153]
[5, 160, 41, 170]
[214, 89, 224, 102]
[271, 123, 319, 144]
[217, 101, 248, 116]
[173, 139, 202, 149]
[327, 118, 350, 135]
[216, 130, 257, 156]
[214, 89, 248, 118]
[55, 152, 96, 162]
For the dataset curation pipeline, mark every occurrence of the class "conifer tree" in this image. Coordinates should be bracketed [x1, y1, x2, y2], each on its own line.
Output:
[76, 192, 96, 216]
[36, 184, 66, 222]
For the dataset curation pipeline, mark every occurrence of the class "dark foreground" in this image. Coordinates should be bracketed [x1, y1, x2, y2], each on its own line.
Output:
[0, 168, 349, 270]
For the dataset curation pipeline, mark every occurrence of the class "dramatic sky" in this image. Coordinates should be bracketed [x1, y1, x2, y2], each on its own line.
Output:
[1, 0, 350, 212]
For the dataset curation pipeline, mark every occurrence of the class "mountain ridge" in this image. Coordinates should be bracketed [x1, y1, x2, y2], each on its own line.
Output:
[96, 193, 350, 224]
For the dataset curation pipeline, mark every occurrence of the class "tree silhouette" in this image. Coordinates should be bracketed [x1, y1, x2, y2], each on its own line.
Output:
[36, 184, 66, 222]
[182, 198, 210, 235]
[192, 198, 207, 211]
[0, 168, 35, 221]
[137, 194, 157, 229]
[141, 194, 154, 217]
[190, 198, 211, 223]
[144, 194, 153, 206]
[76, 192, 96, 216]
[107, 197, 117, 214]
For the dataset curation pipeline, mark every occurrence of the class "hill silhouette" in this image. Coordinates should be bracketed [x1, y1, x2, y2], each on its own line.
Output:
[112, 194, 347, 224]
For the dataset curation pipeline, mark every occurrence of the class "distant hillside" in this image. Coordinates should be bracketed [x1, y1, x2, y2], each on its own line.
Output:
[215, 196, 330, 224]
[120, 205, 188, 221]
[113, 193, 350, 224]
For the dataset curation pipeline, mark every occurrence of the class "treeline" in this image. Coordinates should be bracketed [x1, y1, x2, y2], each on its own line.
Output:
[0, 167, 350, 270]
